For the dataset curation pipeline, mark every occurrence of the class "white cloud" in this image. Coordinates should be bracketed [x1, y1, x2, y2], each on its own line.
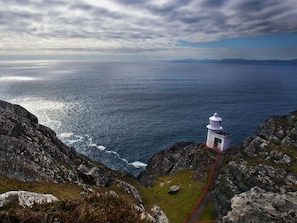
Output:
[0, 0, 296, 59]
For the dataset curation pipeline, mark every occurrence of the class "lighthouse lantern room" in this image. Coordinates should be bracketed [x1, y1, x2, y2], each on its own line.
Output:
[206, 113, 231, 151]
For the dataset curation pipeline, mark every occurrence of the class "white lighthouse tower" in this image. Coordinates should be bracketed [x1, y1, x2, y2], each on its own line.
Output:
[206, 113, 230, 151]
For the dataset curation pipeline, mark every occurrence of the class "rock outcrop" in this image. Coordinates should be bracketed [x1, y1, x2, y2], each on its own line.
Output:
[223, 187, 297, 223]
[2, 99, 297, 222]
[0, 100, 114, 186]
[0, 191, 59, 208]
[0, 100, 168, 223]
[138, 110, 297, 222]
[137, 142, 217, 187]
[212, 110, 297, 221]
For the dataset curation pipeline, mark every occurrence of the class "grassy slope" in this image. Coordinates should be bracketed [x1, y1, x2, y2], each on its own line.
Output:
[0, 174, 82, 199]
[136, 169, 209, 223]
[0, 169, 215, 223]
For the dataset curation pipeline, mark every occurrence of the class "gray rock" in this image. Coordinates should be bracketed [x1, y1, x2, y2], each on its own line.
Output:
[168, 185, 180, 193]
[0, 191, 59, 208]
[137, 142, 217, 187]
[151, 205, 169, 223]
[223, 187, 297, 223]
[116, 180, 143, 203]
[213, 110, 297, 220]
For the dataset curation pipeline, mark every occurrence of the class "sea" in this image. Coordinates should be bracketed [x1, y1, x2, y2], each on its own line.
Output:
[0, 61, 296, 176]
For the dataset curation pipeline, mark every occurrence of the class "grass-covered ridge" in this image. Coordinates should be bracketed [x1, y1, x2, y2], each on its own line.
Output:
[0, 174, 149, 223]
[137, 169, 211, 223]
[0, 192, 148, 223]
[0, 168, 214, 223]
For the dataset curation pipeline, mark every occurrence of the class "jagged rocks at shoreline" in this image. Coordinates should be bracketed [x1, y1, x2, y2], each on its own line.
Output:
[0, 100, 114, 186]
[0, 100, 170, 222]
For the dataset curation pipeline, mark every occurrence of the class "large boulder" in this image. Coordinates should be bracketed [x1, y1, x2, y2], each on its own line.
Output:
[223, 187, 297, 223]
[0, 191, 59, 208]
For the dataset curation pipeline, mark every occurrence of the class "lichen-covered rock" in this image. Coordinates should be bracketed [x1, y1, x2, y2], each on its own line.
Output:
[0, 191, 59, 208]
[213, 110, 297, 221]
[0, 100, 114, 185]
[222, 187, 297, 223]
[211, 160, 295, 218]
[255, 110, 297, 146]
[116, 180, 143, 203]
[150, 205, 169, 223]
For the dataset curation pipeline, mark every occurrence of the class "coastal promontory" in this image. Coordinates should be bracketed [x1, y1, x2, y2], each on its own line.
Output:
[1, 99, 297, 222]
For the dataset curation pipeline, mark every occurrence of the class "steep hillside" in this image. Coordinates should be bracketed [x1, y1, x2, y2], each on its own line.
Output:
[0, 100, 166, 223]
[0, 100, 114, 186]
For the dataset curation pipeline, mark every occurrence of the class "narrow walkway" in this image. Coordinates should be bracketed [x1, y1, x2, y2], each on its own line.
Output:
[183, 149, 224, 223]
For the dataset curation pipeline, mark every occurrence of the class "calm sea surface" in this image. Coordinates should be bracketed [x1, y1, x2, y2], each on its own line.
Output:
[0, 61, 296, 175]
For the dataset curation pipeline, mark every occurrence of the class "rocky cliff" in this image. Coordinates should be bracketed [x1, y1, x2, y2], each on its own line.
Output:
[0, 100, 168, 223]
[137, 142, 217, 187]
[1, 99, 297, 222]
[139, 110, 297, 222]
[212, 110, 297, 222]
[0, 100, 114, 186]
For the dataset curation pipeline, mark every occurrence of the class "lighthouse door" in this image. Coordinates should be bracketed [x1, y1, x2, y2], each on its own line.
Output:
[214, 138, 222, 148]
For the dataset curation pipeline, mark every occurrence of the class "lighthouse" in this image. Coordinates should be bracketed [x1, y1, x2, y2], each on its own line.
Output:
[206, 113, 230, 151]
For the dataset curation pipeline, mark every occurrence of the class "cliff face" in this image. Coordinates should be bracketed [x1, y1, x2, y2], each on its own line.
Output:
[0, 100, 169, 223]
[1, 99, 297, 222]
[0, 100, 114, 186]
[212, 110, 297, 221]
[137, 142, 217, 187]
[223, 187, 297, 223]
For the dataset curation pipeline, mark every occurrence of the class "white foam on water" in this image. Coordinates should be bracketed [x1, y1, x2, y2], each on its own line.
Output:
[59, 132, 147, 172]
[87, 136, 148, 170]
[59, 133, 84, 146]
[90, 144, 106, 151]
[130, 161, 147, 168]
[8, 96, 147, 174]
[59, 132, 74, 138]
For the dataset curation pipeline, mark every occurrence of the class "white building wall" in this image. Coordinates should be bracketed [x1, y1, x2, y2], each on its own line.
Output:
[206, 129, 230, 151]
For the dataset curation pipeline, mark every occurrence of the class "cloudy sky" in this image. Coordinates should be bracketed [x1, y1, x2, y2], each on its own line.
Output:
[1, 0, 297, 61]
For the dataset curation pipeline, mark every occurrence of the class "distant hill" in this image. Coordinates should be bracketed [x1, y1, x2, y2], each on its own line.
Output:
[172, 58, 297, 65]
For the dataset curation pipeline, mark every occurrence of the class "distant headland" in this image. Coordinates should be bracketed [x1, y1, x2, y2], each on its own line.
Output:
[171, 58, 297, 64]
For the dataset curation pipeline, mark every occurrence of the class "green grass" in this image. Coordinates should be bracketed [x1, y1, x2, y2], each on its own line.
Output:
[198, 200, 216, 221]
[0, 169, 212, 223]
[0, 174, 83, 199]
[137, 169, 208, 223]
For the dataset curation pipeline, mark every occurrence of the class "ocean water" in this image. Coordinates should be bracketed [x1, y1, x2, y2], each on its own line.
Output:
[0, 61, 296, 176]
